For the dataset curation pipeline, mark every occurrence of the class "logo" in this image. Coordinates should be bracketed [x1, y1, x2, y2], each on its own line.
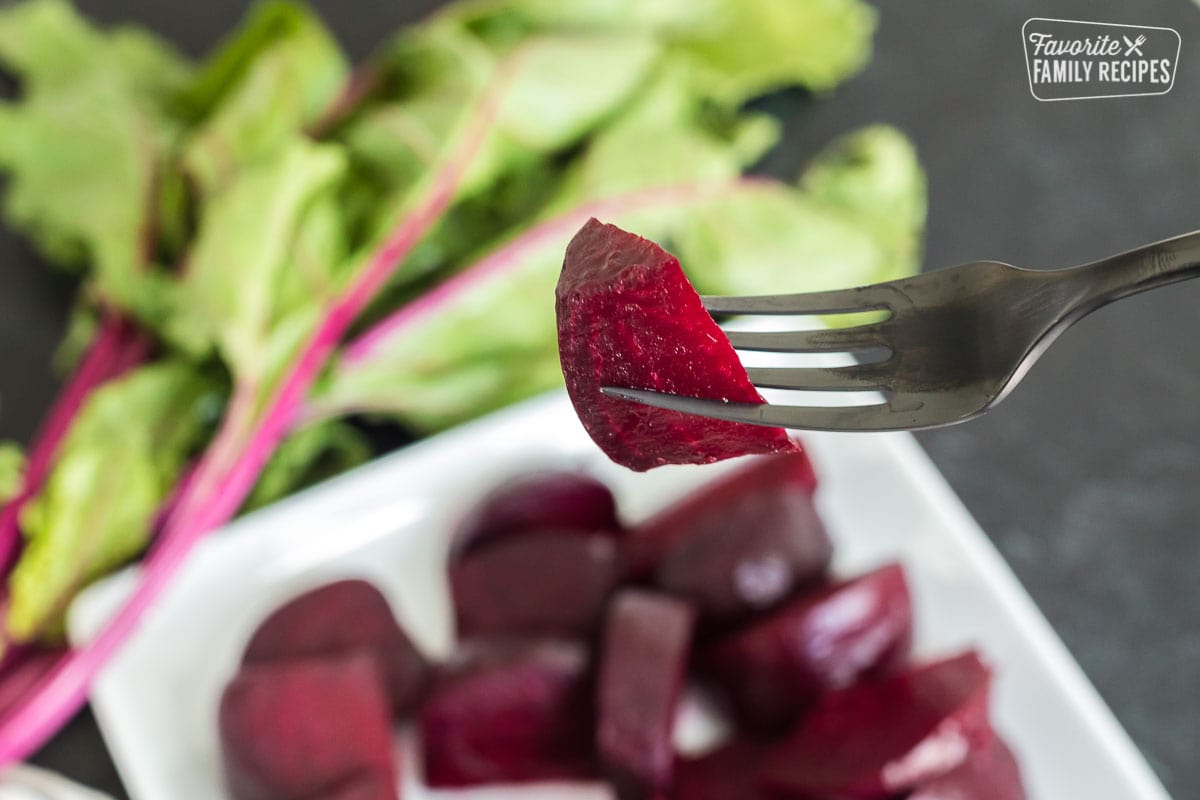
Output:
[1022, 18, 1181, 101]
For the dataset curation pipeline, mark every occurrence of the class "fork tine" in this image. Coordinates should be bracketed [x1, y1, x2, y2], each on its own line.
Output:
[725, 323, 889, 353]
[599, 387, 902, 432]
[744, 364, 889, 391]
[702, 284, 898, 315]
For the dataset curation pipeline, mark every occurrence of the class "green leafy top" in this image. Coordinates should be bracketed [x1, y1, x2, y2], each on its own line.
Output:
[0, 0, 923, 655]
[0, 0, 191, 312]
[164, 139, 348, 380]
[800, 124, 927, 267]
[8, 362, 212, 641]
[179, 1, 349, 194]
[0, 444, 24, 504]
[445, 0, 876, 104]
[674, 125, 926, 297]
[669, 0, 877, 103]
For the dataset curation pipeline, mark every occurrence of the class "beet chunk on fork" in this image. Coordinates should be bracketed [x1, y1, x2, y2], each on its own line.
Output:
[556, 218, 799, 471]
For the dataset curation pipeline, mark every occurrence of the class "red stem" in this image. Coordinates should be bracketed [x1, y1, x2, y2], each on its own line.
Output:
[0, 647, 63, 721]
[0, 314, 149, 571]
[0, 61, 510, 763]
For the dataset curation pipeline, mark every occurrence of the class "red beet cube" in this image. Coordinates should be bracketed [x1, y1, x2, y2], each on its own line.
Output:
[909, 736, 1027, 800]
[242, 579, 429, 715]
[556, 219, 799, 471]
[451, 470, 622, 560]
[452, 530, 623, 639]
[703, 563, 913, 732]
[597, 590, 697, 800]
[625, 453, 818, 579]
[673, 740, 770, 800]
[419, 641, 596, 787]
[304, 773, 397, 800]
[758, 651, 994, 799]
[635, 453, 829, 623]
[219, 654, 398, 800]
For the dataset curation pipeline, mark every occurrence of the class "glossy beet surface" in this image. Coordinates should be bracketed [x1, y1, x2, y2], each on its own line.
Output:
[626, 453, 819, 580]
[556, 219, 798, 471]
[704, 563, 913, 732]
[451, 470, 621, 559]
[452, 530, 622, 639]
[241, 579, 429, 715]
[673, 740, 770, 800]
[219, 655, 397, 800]
[420, 641, 596, 787]
[305, 774, 398, 800]
[759, 651, 993, 799]
[597, 590, 696, 800]
[909, 737, 1027, 800]
[648, 454, 830, 623]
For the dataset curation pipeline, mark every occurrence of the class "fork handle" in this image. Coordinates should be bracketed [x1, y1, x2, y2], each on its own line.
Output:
[1067, 229, 1200, 314]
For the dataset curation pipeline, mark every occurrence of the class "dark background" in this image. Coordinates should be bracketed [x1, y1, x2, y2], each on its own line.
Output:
[3, 0, 1197, 797]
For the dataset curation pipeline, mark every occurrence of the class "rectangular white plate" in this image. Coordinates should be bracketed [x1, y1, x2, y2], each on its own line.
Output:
[67, 391, 1171, 800]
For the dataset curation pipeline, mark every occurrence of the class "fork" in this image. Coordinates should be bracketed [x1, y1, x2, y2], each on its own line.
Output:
[602, 230, 1200, 432]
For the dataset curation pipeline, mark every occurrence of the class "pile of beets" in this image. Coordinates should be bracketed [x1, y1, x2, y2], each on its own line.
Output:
[217, 452, 1027, 799]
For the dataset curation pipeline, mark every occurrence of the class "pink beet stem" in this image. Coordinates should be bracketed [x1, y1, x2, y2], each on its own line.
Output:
[0, 314, 149, 571]
[341, 176, 777, 366]
[149, 460, 198, 536]
[0, 61, 510, 765]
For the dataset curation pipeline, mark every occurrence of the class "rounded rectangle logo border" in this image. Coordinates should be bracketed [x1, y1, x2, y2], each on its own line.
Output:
[1022, 17, 1182, 101]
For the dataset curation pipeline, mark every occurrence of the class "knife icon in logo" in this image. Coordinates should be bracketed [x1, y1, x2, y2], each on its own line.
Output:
[1123, 34, 1147, 56]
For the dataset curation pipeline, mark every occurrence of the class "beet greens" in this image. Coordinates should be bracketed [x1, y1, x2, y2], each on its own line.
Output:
[0, 0, 926, 760]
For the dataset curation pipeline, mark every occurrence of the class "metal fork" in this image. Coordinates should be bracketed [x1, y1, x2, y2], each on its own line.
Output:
[602, 230, 1200, 432]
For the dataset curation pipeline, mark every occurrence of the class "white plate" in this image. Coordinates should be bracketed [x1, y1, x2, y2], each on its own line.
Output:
[67, 391, 1171, 800]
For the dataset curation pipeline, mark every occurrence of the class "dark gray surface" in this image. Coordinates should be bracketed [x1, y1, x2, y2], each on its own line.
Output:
[3, 1, 1198, 797]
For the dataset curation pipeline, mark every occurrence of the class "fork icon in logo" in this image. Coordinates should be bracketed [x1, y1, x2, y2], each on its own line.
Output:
[1123, 34, 1147, 56]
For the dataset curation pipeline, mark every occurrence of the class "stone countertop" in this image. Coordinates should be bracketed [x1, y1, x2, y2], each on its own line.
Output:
[3, 0, 1197, 797]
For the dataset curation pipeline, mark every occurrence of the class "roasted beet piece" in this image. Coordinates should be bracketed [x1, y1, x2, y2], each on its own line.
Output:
[909, 737, 1027, 800]
[219, 654, 397, 800]
[625, 453, 820, 581]
[451, 470, 621, 559]
[305, 773, 397, 800]
[420, 640, 596, 787]
[556, 219, 799, 471]
[597, 590, 697, 800]
[703, 563, 913, 732]
[242, 579, 429, 715]
[673, 740, 770, 800]
[452, 530, 622, 639]
[648, 454, 828, 623]
[758, 651, 993, 799]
